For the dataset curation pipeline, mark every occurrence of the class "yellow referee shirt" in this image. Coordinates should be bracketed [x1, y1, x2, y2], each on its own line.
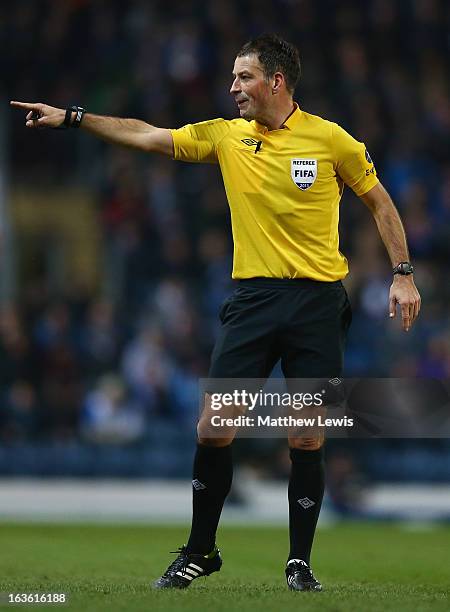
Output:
[171, 104, 378, 281]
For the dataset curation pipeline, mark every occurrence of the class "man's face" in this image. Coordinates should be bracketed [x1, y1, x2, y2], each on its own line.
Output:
[230, 54, 272, 120]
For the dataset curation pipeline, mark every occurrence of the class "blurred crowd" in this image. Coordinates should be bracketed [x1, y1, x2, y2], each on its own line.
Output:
[1, 0, 449, 454]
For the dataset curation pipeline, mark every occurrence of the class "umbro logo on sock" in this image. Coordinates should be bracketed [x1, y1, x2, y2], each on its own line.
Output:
[192, 479, 207, 491]
[297, 497, 315, 509]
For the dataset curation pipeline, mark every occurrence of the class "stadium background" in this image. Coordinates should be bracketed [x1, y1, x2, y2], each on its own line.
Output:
[0, 0, 449, 527]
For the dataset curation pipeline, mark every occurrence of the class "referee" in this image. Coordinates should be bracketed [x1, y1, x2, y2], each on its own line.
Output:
[11, 34, 421, 592]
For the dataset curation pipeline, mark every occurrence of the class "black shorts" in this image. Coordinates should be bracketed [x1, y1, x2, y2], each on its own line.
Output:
[208, 278, 352, 379]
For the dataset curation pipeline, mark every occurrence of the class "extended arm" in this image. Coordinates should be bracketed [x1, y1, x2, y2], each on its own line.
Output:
[10, 101, 174, 156]
[359, 182, 421, 331]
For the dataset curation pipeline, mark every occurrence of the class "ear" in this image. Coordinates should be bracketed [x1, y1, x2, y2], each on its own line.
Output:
[271, 72, 284, 94]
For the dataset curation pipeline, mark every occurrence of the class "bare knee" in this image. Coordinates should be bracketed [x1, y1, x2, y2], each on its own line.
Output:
[197, 436, 233, 447]
[197, 393, 238, 446]
[197, 419, 235, 447]
[288, 437, 324, 451]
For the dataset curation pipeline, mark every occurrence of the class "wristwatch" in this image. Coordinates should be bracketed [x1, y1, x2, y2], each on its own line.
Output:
[392, 261, 414, 275]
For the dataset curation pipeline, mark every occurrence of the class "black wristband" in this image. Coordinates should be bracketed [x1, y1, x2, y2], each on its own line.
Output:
[62, 108, 73, 128]
[69, 105, 85, 128]
[53, 106, 85, 130]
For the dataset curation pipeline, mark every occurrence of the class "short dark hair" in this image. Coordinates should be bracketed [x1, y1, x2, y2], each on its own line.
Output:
[237, 34, 301, 94]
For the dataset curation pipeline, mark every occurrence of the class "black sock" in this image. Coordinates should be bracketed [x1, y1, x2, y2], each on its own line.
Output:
[288, 447, 325, 564]
[186, 443, 233, 554]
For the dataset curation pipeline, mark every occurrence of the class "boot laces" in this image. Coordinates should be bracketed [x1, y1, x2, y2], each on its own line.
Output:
[291, 561, 315, 582]
[163, 546, 190, 578]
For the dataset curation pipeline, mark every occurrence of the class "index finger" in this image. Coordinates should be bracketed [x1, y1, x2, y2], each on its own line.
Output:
[10, 101, 40, 110]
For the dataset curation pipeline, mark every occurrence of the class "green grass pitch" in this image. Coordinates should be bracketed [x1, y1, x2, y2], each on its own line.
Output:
[1, 522, 449, 611]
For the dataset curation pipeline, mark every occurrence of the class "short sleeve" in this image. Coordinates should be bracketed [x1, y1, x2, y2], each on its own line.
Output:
[332, 123, 378, 196]
[170, 119, 230, 164]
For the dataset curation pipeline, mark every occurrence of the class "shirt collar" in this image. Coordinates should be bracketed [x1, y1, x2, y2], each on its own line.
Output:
[253, 102, 302, 134]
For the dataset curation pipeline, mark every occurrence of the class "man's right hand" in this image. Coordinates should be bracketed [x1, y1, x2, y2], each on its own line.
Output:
[10, 100, 174, 156]
[10, 101, 66, 128]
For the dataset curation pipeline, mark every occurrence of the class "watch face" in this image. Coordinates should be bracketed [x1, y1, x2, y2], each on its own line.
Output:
[394, 263, 413, 275]
[400, 263, 413, 274]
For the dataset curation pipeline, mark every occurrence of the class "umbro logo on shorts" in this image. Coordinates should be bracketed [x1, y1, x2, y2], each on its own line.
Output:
[192, 479, 207, 491]
[297, 497, 315, 509]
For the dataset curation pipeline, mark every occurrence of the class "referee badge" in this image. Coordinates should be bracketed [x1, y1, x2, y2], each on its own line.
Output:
[291, 159, 317, 191]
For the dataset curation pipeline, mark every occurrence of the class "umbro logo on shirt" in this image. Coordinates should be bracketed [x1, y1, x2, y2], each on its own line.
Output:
[241, 138, 263, 153]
